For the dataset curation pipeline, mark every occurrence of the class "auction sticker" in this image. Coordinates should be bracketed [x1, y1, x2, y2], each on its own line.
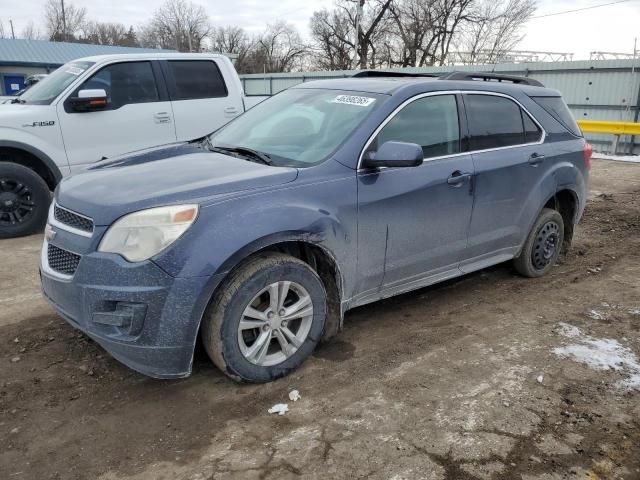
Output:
[332, 95, 376, 107]
[65, 66, 85, 76]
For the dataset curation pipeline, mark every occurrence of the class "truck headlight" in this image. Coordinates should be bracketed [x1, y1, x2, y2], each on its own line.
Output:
[98, 205, 199, 262]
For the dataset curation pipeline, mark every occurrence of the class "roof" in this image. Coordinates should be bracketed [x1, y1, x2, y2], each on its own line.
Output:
[294, 76, 557, 97]
[0, 38, 175, 68]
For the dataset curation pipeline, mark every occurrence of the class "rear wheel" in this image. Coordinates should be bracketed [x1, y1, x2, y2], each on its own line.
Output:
[201, 252, 327, 383]
[514, 208, 565, 278]
[0, 162, 50, 239]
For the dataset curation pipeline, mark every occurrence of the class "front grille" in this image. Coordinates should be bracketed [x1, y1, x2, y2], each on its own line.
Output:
[47, 244, 81, 276]
[54, 204, 94, 233]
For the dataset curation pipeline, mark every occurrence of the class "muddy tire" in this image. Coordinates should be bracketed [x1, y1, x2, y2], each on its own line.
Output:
[201, 252, 327, 383]
[0, 162, 50, 239]
[514, 208, 565, 278]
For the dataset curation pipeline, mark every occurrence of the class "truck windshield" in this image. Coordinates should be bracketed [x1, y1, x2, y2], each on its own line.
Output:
[18, 61, 95, 105]
[208, 88, 383, 167]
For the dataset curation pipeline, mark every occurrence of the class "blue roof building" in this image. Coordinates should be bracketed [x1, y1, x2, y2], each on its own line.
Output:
[0, 38, 174, 95]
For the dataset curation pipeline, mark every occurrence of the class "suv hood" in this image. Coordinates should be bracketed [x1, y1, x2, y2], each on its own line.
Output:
[56, 143, 298, 226]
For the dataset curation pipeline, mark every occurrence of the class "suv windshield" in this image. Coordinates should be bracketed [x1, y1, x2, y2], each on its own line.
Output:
[18, 61, 95, 105]
[208, 88, 383, 167]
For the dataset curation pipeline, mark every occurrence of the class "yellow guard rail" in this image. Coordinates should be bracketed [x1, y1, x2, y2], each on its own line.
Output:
[576, 120, 640, 154]
[577, 120, 640, 136]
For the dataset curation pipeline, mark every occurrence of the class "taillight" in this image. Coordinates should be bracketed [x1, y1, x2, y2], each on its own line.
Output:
[583, 143, 592, 170]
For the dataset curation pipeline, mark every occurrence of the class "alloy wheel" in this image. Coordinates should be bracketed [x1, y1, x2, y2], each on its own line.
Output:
[238, 281, 314, 367]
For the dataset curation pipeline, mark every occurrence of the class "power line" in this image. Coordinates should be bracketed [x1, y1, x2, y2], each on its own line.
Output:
[529, 0, 637, 19]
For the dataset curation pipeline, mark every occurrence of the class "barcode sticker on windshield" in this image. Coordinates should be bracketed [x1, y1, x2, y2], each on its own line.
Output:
[65, 66, 85, 76]
[332, 95, 375, 107]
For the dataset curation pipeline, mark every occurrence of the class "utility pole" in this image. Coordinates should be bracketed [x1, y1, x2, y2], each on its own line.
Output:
[9, 19, 15, 39]
[355, 0, 364, 69]
[61, 0, 67, 41]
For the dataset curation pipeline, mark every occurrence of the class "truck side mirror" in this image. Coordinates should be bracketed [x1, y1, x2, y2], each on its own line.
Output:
[70, 89, 108, 112]
[362, 141, 424, 169]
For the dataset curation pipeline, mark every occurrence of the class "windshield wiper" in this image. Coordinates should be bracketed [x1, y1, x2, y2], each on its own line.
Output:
[10, 98, 25, 104]
[209, 145, 273, 165]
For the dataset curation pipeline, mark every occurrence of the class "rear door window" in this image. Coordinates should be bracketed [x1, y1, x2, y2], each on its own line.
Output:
[530, 96, 581, 136]
[465, 94, 525, 150]
[523, 111, 543, 143]
[167, 60, 228, 100]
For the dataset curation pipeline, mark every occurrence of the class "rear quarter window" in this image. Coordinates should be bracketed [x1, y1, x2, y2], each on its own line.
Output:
[530, 96, 582, 137]
[167, 60, 228, 100]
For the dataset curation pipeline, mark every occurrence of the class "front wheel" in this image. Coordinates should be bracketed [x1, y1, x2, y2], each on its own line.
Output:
[201, 253, 327, 383]
[514, 208, 565, 278]
[0, 162, 50, 239]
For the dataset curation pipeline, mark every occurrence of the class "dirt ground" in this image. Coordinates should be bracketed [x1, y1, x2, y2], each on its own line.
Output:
[1, 159, 639, 480]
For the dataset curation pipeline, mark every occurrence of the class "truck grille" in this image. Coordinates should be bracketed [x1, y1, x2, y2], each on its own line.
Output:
[47, 244, 81, 276]
[54, 204, 94, 233]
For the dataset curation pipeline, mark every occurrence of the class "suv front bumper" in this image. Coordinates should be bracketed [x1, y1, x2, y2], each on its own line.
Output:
[40, 237, 219, 379]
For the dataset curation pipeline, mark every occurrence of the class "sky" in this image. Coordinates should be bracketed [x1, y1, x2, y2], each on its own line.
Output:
[1, 0, 639, 60]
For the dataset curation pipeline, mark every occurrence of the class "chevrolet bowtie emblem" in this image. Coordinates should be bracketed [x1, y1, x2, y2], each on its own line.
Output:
[45, 225, 56, 242]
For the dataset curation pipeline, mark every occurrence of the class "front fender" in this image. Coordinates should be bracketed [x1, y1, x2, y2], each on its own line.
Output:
[0, 125, 69, 178]
[153, 170, 358, 295]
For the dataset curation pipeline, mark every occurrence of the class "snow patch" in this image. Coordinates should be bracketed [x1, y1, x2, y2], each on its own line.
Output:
[268, 403, 289, 415]
[587, 309, 607, 321]
[554, 323, 640, 391]
[593, 153, 640, 163]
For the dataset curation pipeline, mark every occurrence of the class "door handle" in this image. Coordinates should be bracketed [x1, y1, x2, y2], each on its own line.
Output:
[224, 107, 239, 116]
[528, 153, 545, 166]
[154, 112, 171, 124]
[447, 171, 473, 187]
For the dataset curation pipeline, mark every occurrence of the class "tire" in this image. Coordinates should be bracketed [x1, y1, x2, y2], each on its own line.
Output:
[0, 162, 50, 239]
[514, 208, 565, 278]
[201, 252, 327, 383]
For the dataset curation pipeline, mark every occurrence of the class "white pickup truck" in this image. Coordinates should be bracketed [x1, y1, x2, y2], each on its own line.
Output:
[0, 53, 266, 238]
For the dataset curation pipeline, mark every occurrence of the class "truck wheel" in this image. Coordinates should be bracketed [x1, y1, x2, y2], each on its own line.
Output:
[514, 208, 565, 278]
[0, 162, 50, 239]
[202, 252, 327, 383]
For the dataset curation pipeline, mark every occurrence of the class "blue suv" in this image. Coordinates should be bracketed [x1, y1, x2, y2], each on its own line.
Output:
[40, 72, 591, 383]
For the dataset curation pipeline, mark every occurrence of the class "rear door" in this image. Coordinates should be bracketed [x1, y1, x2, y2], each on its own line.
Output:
[162, 59, 244, 141]
[57, 60, 176, 172]
[461, 93, 547, 271]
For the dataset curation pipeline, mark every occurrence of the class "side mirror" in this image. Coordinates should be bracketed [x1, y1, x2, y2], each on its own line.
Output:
[362, 141, 423, 169]
[70, 89, 108, 112]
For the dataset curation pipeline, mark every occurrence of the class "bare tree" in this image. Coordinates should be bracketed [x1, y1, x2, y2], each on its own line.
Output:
[457, 0, 536, 64]
[309, 8, 355, 70]
[211, 25, 254, 72]
[139, 0, 211, 52]
[21, 21, 44, 40]
[310, 0, 393, 70]
[252, 21, 308, 73]
[44, 0, 87, 41]
[80, 22, 138, 47]
[0, 20, 5, 39]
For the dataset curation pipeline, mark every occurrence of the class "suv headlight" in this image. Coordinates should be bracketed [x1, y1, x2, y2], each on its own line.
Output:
[98, 205, 199, 262]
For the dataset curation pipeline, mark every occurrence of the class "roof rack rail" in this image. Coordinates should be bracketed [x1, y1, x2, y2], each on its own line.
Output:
[352, 70, 440, 79]
[439, 72, 544, 87]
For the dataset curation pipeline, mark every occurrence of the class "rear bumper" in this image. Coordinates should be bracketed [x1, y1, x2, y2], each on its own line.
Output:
[40, 241, 219, 379]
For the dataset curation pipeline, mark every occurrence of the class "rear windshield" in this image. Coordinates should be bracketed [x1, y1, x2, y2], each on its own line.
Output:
[530, 96, 582, 137]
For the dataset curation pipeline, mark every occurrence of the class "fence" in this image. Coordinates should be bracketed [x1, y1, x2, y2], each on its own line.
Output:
[240, 59, 640, 155]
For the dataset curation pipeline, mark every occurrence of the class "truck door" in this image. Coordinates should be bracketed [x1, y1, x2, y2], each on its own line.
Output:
[56, 60, 176, 172]
[162, 59, 244, 141]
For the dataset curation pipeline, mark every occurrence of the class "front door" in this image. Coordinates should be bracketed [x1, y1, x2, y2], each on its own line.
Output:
[57, 60, 176, 172]
[356, 93, 475, 299]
